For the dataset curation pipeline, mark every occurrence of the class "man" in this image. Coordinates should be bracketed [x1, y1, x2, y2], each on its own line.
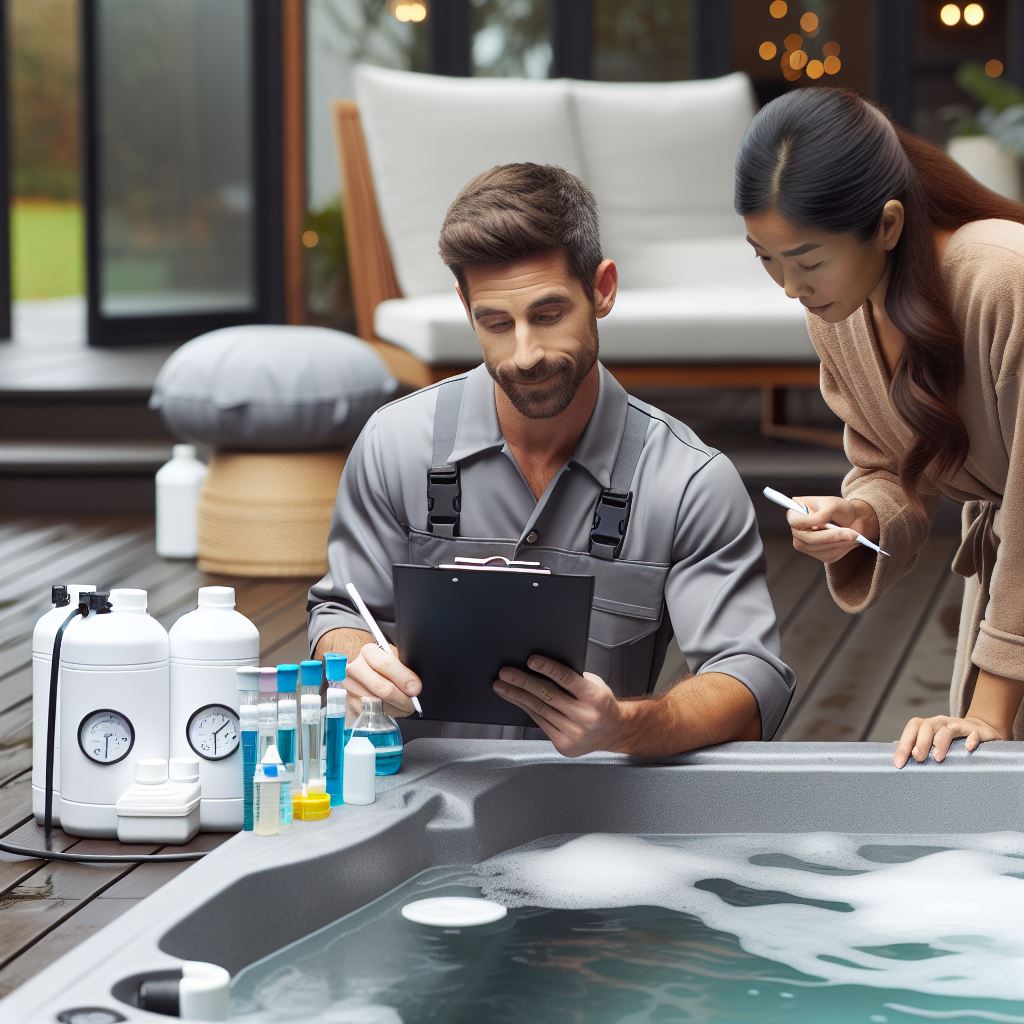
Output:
[308, 163, 794, 756]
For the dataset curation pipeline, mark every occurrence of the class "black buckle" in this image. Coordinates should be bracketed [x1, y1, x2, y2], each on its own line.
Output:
[590, 489, 632, 559]
[427, 466, 461, 535]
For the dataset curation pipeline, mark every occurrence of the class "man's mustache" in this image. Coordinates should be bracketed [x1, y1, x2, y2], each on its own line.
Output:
[497, 359, 571, 386]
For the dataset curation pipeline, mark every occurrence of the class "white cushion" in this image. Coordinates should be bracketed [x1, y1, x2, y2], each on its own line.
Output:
[570, 73, 756, 288]
[374, 282, 812, 366]
[355, 66, 583, 298]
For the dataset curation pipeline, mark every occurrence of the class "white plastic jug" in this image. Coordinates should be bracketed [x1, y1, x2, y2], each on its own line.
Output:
[59, 588, 170, 838]
[31, 583, 96, 825]
[168, 587, 259, 831]
[156, 443, 208, 559]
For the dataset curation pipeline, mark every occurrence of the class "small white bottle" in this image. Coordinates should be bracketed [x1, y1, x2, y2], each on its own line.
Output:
[156, 444, 208, 559]
[253, 745, 283, 836]
[343, 736, 376, 805]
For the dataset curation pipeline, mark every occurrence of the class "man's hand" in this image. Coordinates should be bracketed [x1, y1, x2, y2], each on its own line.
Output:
[347, 643, 422, 718]
[493, 655, 624, 757]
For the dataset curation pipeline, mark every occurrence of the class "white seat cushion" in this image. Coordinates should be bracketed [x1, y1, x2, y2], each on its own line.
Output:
[571, 74, 756, 288]
[355, 66, 583, 298]
[374, 283, 812, 365]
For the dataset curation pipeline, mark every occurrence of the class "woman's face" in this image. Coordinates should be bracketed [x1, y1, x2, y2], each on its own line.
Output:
[743, 208, 893, 323]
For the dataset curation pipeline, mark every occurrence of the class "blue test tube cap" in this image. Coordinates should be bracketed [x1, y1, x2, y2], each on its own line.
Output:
[324, 653, 347, 683]
[276, 664, 299, 693]
[300, 659, 323, 688]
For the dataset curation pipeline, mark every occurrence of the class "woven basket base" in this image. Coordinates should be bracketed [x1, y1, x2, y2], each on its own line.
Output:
[197, 449, 347, 578]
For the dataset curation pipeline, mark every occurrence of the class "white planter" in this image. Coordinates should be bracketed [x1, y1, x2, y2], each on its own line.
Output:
[947, 135, 1022, 200]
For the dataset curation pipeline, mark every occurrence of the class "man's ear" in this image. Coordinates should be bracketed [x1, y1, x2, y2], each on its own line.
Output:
[593, 259, 618, 319]
[455, 283, 473, 326]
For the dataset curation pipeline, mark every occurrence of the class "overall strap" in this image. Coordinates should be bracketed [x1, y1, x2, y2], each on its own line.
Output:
[427, 378, 467, 538]
[589, 401, 650, 560]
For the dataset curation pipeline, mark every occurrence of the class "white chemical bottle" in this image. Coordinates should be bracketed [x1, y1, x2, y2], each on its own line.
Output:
[169, 587, 259, 831]
[343, 736, 376, 805]
[59, 589, 170, 838]
[31, 583, 96, 825]
[156, 443, 208, 559]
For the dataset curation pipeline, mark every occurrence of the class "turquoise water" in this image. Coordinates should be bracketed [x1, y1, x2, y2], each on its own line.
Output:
[275, 728, 295, 767]
[325, 717, 346, 806]
[230, 833, 1024, 1023]
[352, 726, 403, 776]
[240, 730, 257, 832]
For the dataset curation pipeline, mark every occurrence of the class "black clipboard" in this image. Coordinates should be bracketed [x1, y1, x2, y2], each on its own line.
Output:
[393, 562, 595, 726]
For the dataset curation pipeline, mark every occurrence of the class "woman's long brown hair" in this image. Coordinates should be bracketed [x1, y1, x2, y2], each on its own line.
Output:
[735, 87, 1024, 504]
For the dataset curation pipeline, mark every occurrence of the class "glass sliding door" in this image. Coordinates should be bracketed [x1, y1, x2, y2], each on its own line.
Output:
[83, 0, 282, 345]
[0, 0, 10, 341]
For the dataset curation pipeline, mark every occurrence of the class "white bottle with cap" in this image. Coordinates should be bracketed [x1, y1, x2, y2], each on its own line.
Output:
[342, 737, 376, 805]
[156, 443, 208, 559]
[115, 757, 201, 844]
[31, 584, 96, 825]
[59, 588, 170, 838]
[169, 587, 259, 831]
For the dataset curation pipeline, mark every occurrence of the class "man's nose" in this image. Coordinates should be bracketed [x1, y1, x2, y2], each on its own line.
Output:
[512, 325, 545, 370]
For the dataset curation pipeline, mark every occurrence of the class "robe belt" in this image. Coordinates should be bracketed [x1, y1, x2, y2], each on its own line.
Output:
[952, 499, 1000, 583]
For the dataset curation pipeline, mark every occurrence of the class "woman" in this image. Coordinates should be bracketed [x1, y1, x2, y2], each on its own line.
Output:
[734, 87, 1024, 767]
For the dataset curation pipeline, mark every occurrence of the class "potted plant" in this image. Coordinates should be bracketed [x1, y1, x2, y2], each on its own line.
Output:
[946, 61, 1024, 200]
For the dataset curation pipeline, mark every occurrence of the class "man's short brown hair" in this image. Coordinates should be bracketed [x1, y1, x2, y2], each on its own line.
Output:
[438, 163, 602, 298]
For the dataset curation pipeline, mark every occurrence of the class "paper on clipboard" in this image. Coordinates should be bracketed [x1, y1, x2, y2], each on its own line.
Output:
[435, 555, 552, 575]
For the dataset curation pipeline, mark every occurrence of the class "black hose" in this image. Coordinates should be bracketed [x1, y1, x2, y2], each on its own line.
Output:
[44, 607, 84, 846]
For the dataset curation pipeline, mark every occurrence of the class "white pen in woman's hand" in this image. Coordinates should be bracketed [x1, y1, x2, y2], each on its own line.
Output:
[762, 487, 891, 558]
[345, 582, 424, 716]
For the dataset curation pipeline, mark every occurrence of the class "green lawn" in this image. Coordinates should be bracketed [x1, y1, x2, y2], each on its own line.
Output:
[11, 199, 84, 300]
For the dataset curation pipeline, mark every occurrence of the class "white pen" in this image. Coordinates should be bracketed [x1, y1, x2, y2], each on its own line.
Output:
[346, 582, 424, 715]
[762, 487, 891, 558]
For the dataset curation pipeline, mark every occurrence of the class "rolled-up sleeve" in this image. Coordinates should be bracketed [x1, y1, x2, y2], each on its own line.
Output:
[664, 453, 796, 739]
[307, 412, 409, 653]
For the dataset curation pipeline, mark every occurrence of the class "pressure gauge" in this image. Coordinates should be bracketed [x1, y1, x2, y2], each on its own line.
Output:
[78, 709, 135, 765]
[186, 703, 240, 761]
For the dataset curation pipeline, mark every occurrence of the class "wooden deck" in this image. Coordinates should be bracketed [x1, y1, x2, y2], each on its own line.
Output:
[0, 516, 962, 998]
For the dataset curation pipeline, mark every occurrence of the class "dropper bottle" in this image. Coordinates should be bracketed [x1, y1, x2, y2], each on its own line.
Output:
[253, 744, 283, 836]
[275, 664, 298, 831]
[236, 667, 260, 831]
[323, 654, 348, 806]
[257, 667, 278, 760]
[299, 660, 324, 791]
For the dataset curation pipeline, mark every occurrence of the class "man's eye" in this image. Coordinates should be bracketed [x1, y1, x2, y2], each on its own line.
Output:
[536, 313, 561, 323]
[486, 320, 511, 331]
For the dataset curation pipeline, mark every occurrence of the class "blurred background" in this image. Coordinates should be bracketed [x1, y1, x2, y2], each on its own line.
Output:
[3, 0, 1023, 346]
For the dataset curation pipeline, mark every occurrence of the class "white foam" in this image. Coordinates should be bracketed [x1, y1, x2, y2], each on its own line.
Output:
[471, 833, 1024, 1003]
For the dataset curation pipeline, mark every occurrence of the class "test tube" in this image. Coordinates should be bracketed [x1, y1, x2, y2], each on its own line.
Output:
[236, 667, 260, 832]
[324, 654, 348, 807]
[275, 664, 298, 830]
[300, 660, 324, 790]
[253, 744, 283, 836]
[257, 668, 278, 760]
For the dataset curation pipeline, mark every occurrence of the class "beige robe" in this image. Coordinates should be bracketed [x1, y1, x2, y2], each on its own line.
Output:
[804, 219, 1024, 736]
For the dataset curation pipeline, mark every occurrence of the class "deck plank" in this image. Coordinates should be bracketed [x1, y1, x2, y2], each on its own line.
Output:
[777, 534, 957, 741]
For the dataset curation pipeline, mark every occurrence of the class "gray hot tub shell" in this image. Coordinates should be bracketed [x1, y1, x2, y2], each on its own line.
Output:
[4, 738, 1024, 1023]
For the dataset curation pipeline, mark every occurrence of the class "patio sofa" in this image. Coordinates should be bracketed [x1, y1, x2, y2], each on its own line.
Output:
[334, 66, 828, 443]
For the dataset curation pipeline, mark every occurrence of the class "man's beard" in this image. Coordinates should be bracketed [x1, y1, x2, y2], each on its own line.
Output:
[486, 324, 599, 419]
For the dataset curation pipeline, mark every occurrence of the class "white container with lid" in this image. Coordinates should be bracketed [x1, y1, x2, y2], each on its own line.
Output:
[59, 588, 170, 838]
[156, 443, 208, 559]
[115, 757, 201, 844]
[343, 736, 376, 805]
[169, 587, 259, 832]
[31, 583, 96, 825]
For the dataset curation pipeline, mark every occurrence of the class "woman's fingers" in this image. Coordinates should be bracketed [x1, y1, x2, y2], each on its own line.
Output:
[913, 720, 936, 762]
[931, 720, 965, 763]
[894, 718, 922, 768]
[894, 716, 1001, 767]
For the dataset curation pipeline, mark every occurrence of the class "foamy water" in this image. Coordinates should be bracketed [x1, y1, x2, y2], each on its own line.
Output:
[473, 833, 1024, 1003]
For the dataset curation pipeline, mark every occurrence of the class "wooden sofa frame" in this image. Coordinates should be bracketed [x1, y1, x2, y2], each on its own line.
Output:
[332, 100, 838, 447]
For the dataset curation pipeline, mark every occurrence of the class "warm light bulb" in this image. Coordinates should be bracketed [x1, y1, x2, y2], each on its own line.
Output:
[800, 11, 819, 34]
[940, 3, 962, 26]
[769, 0, 788, 19]
[823, 40, 841, 58]
[824, 55, 842, 75]
[806, 59, 825, 79]
[302, 230, 319, 249]
[964, 3, 984, 25]
[985, 58, 1004, 77]
[789, 49, 809, 70]
[759, 41, 778, 61]
[784, 32, 803, 50]
[408, 1, 427, 22]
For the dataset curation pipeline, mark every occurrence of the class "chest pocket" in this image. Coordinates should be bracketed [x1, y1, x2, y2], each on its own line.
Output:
[585, 558, 670, 699]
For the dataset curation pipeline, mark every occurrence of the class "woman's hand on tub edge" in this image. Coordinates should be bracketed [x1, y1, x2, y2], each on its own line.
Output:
[893, 714, 1006, 768]
[346, 642, 422, 718]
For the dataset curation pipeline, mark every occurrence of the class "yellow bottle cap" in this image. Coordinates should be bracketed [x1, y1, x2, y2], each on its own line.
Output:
[291, 790, 331, 821]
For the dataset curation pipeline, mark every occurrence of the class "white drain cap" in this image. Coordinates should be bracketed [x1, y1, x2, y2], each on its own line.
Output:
[401, 897, 507, 928]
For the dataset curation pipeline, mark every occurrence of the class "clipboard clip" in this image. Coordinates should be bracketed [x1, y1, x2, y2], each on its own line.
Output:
[436, 556, 552, 575]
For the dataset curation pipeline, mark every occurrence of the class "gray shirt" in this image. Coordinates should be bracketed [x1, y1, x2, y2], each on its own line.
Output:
[308, 363, 795, 739]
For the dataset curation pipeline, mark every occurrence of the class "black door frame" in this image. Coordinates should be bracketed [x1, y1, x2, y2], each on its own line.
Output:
[82, 0, 283, 347]
[0, 0, 11, 341]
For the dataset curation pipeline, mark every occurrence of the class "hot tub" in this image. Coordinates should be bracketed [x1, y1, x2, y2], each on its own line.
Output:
[4, 739, 1024, 1023]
